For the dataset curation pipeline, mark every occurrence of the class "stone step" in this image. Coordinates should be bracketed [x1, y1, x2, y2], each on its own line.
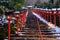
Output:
[11, 33, 59, 37]
[22, 30, 52, 32]
[11, 27, 60, 40]
[16, 32, 60, 34]
[19, 28, 52, 32]
[11, 37, 56, 40]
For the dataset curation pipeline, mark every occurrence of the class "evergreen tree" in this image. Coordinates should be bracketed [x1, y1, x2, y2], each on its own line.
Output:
[0, 0, 26, 39]
[34, 0, 41, 7]
[0, 0, 26, 11]
[54, 0, 60, 8]
[10, 0, 26, 11]
[0, 7, 3, 16]
[49, 0, 54, 4]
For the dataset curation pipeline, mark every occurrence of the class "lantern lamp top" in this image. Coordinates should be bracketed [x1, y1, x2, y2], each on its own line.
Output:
[7, 16, 10, 19]
[15, 14, 20, 18]
[6, 16, 12, 21]
[16, 14, 19, 17]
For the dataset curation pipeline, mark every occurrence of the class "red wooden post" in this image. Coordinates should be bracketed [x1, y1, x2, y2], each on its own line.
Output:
[43, 11, 45, 19]
[50, 11, 52, 23]
[39, 10, 41, 16]
[46, 11, 49, 21]
[54, 11, 56, 26]
[6, 16, 12, 40]
[47, 14, 48, 21]
[58, 11, 60, 26]
[50, 14, 52, 23]
[42, 12, 45, 19]
[36, 18, 43, 40]
[59, 16, 60, 25]
[8, 20, 10, 40]
[33, 15, 43, 40]
[54, 15, 56, 26]
[44, 11, 46, 20]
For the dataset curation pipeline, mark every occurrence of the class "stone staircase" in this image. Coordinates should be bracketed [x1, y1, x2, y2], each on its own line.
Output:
[10, 26, 58, 40]
[10, 12, 60, 40]
[2, 6, 60, 40]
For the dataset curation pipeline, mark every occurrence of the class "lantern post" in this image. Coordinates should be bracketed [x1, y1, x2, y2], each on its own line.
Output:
[6, 15, 12, 40]
[15, 12, 20, 34]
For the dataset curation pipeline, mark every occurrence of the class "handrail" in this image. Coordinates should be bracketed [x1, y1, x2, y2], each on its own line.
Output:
[33, 16, 43, 40]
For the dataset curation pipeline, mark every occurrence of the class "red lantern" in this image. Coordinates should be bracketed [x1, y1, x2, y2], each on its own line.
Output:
[15, 14, 20, 18]
[6, 16, 12, 21]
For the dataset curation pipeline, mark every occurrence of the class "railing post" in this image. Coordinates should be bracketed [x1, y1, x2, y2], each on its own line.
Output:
[33, 16, 43, 40]
[53, 11, 56, 26]
[50, 14, 52, 23]
[54, 15, 56, 26]
[36, 18, 43, 40]
[47, 14, 48, 21]
[44, 14, 46, 20]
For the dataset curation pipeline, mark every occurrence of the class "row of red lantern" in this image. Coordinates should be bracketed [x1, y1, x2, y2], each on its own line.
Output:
[6, 9, 28, 40]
